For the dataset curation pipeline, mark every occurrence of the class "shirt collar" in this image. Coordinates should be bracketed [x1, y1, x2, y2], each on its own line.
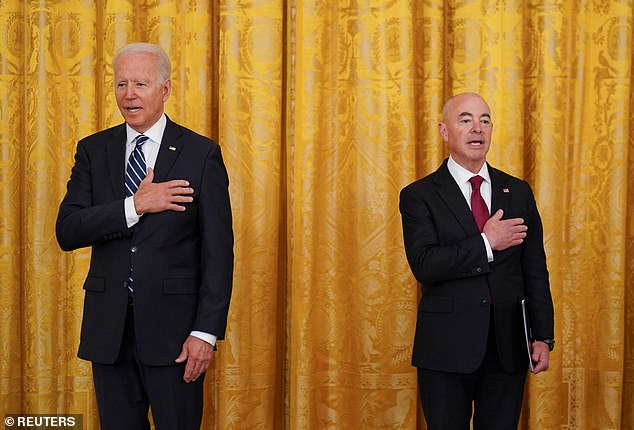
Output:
[125, 113, 167, 145]
[447, 155, 491, 185]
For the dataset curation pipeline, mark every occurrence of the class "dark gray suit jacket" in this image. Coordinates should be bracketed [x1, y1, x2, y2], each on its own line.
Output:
[400, 159, 554, 373]
[57, 117, 234, 366]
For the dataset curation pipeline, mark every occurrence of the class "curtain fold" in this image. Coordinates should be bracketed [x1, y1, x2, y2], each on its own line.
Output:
[1, 1, 633, 429]
[214, 0, 285, 428]
[286, 0, 419, 428]
[0, 0, 25, 418]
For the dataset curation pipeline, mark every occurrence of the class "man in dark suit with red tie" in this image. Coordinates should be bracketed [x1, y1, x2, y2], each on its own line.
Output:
[400, 92, 554, 429]
[56, 43, 233, 430]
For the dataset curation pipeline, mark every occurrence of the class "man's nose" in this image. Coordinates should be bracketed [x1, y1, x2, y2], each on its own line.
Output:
[125, 86, 136, 99]
[472, 121, 483, 133]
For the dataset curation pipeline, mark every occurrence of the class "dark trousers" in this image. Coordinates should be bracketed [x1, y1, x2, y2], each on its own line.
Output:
[417, 313, 526, 430]
[92, 306, 205, 430]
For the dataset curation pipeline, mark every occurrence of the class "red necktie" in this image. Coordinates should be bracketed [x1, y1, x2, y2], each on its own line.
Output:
[469, 175, 489, 232]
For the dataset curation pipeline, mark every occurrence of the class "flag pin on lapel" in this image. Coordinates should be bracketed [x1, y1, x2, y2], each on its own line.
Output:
[169, 146, 176, 151]
[503, 188, 510, 193]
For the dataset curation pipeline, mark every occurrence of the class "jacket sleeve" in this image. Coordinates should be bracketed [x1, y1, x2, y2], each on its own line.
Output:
[56, 140, 130, 251]
[193, 143, 234, 339]
[520, 183, 554, 339]
[399, 184, 490, 286]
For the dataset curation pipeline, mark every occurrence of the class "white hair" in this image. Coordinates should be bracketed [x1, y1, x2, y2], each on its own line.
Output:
[113, 43, 171, 81]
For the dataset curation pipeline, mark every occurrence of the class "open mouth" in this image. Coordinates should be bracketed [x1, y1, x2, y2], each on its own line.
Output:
[468, 140, 484, 146]
[126, 106, 142, 113]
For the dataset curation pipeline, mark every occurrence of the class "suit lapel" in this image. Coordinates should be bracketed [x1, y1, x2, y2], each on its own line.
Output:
[153, 118, 184, 183]
[105, 124, 127, 198]
[433, 161, 480, 235]
[489, 166, 511, 215]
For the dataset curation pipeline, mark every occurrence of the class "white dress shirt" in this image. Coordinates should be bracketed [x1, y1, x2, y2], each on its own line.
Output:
[123, 114, 166, 228]
[447, 156, 494, 262]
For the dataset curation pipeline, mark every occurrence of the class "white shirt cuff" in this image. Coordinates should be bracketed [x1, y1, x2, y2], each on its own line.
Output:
[124, 196, 140, 228]
[190, 331, 216, 346]
[481, 233, 494, 262]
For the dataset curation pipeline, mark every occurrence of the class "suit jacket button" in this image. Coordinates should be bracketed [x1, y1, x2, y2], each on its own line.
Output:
[476, 267, 482, 273]
[481, 299, 489, 306]
[130, 246, 137, 253]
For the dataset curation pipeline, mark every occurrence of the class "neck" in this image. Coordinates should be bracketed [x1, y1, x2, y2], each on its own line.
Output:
[450, 156, 486, 174]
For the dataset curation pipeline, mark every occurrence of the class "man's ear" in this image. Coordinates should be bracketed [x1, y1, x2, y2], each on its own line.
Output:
[162, 79, 172, 101]
[438, 122, 448, 141]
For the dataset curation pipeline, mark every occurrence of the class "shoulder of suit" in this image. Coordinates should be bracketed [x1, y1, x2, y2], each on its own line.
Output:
[76, 123, 126, 147]
[488, 165, 533, 193]
[400, 160, 448, 194]
[166, 119, 219, 149]
[489, 165, 523, 181]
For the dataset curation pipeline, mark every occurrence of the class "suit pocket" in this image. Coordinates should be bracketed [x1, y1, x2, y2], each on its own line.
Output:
[82, 277, 105, 292]
[162, 279, 199, 295]
[421, 296, 453, 313]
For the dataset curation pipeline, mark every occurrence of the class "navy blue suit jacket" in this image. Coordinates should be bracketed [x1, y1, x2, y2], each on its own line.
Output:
[57, 118, 234, 366]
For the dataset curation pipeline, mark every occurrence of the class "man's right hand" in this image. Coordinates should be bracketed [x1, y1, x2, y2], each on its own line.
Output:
[133, 168, 194, 214]
[483, 209, 527, 251]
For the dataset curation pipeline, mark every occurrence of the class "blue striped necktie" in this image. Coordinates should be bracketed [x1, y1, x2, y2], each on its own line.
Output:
[125, 134, 148, 300]
[125, 134, 148, 197]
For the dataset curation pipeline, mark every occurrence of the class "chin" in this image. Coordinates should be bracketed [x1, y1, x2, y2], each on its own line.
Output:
[125, 119, 144, 129]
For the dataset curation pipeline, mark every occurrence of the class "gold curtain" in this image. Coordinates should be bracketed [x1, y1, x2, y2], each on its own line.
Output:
[1, 1, 632, 429]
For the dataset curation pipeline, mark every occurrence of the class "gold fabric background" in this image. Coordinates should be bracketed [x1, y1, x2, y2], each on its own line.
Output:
[1, 0, 632, 429]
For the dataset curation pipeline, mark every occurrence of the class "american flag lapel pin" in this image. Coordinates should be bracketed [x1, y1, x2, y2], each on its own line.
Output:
[168, 146, 176, 151]
[503, 187, 510, 193]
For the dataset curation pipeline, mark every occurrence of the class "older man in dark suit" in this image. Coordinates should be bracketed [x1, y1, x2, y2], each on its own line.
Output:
[400, 92, 554, 429]
[57, 43, 233, 430]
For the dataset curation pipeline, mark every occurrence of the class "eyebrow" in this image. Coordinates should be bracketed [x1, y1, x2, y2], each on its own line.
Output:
[458, 112, 491, 119]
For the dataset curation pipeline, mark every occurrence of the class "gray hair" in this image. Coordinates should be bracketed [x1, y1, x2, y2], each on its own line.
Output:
[113, 43, 171, 81]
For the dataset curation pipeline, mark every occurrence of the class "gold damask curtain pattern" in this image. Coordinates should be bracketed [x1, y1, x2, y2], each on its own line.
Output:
[1, 1, 633, 429]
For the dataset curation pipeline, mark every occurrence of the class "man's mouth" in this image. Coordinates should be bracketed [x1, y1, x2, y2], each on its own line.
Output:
[126, 106, 142, 113]
[468, 140, 483, 146]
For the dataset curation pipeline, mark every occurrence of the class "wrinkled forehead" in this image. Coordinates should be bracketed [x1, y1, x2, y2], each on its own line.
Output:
[114, 53, 159, 78]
